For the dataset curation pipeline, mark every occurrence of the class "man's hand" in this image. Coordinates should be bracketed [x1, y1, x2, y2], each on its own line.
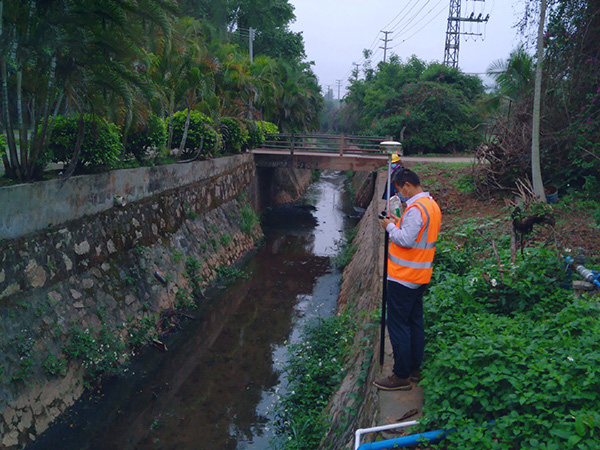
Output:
[380, 217, 395, 230]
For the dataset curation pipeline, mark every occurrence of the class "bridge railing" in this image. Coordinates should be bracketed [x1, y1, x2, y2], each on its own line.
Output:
[261, 133, 391, 156]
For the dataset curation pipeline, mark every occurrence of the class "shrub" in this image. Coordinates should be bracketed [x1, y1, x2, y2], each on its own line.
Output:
[220, 118, 248, 154]
[243, 120, 265, 150]
[170, 109, 220, 157]
[125, 114, 166, 161]
[259, 120, 279, 135]
[47, 114, 122, 171]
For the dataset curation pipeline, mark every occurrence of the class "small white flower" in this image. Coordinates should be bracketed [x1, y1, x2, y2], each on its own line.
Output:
[491, 278, 497, 287]
[567, 356, 574, 362]
[470, 277, 477, 286]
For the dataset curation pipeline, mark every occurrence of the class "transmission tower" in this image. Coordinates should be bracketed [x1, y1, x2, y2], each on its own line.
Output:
[380, 31, 393, 63]
[443, 0, 490, 68]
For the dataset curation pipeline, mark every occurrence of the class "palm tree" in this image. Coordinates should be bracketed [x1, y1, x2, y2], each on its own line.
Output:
[487, 46, 535, 115]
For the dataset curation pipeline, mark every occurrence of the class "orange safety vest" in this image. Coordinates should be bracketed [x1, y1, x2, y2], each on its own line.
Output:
[388, 196, 442, 285]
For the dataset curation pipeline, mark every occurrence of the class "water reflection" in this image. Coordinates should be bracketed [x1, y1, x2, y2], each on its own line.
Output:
[30, 171, 358, 450]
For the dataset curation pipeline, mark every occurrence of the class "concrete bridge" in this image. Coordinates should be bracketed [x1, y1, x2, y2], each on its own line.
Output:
[252, 133, 390, 172]
[252, 134, 475, 171]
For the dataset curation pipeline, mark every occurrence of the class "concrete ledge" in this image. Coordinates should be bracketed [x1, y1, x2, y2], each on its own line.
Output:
[0, 154, 253, 239]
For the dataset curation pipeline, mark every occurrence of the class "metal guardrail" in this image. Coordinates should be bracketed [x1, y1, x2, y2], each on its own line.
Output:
[261, 133, 391, 156]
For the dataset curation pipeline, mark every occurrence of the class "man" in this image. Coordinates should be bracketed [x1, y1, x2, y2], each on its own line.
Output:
[374, 167, 442, 391]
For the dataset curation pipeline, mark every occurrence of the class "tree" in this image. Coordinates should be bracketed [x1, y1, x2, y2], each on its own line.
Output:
[531, 0, 547, 201]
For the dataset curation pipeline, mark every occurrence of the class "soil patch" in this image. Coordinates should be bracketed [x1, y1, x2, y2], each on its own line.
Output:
[414, 162, 600, 264]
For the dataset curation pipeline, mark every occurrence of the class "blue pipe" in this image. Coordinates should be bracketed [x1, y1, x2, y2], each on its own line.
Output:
[356, 428, 451, 450]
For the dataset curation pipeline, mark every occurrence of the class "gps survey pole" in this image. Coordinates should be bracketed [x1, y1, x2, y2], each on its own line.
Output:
[379, 141, 402, 367]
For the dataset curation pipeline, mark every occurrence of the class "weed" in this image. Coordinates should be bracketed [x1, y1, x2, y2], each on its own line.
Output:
[34, 303, 47, 318]
[272, 312, 357, 450]
[240, 205, 260, 235]
[332, 228, 358, 269]
[128, 316, 155, 348]
[220, 233, 232, 247]
[310, 170, 322, 183]
[184, 202, 199, 220]
[419, 223, 600, 448]
[64, 324, 126, 381]
[454, 173, 476, 194]
[12, 358, 34, 382]
[216, 265, 247, 285]
[172, 250, 184, 264]
[176, 288, 197, 309]
[42, 355, 66, 377]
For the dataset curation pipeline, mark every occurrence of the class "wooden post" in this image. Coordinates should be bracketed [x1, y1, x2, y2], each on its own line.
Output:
[339, 134, 345, 157]
[290, 133, 295, 155]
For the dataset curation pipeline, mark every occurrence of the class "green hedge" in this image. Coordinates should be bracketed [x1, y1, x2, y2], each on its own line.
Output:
[125, 114, 166, 161]
[170, 109, 220, 157]
[47, 114, 122, 171]
[220, 118, 248, 154]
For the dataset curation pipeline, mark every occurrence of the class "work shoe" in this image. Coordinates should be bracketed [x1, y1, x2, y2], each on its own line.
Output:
[410, 370, 421, 383]
[373, 374, 412, 391]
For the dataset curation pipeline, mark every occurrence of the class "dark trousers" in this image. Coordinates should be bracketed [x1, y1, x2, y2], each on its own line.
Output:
[387, 280, 426, 379]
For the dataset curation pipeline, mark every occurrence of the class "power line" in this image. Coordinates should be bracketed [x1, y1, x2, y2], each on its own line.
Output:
[389, 1, 448, 50]
[390, 0, 446, 39]
[387, 0, 431, 35]
[380, 0, 421, 31]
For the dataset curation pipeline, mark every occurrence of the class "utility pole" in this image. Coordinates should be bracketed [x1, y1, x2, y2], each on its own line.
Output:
[249, 27, 255, 63]
[443, 0, 489, 68]
[353, 63, 360, 80]
[336, 80, 342, 101]
[380, 30, 393, 63]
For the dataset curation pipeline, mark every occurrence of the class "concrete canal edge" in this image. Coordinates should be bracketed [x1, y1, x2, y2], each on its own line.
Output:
[0, 156, 312, 448]
[321, 172, 423, 449]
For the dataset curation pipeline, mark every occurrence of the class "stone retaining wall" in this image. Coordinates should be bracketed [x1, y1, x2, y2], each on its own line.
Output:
[0, 156, 311, 448]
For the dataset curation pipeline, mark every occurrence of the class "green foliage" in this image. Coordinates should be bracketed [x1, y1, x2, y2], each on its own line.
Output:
[42, 355, 67, 377]
[273, 312, 357, 450]
[64, 324, 126, 380]
[420, 226, 600, 448]
[171, 110, 220, 156]
[128, 316, 156, 349]
[259, 121, 280, 135]
[338, 56, 484, 154]
[220, 118, 248, 153]
[220, 233, 232, 246]
[125, 114, 167, 161]
[47, 115, 122, 172]
[372, 82, 482, 154]
[332, 227, 358, 269]
[215, 265, 248, 285]
[242, 120, 265, 150]
[240, 204, 260, 235]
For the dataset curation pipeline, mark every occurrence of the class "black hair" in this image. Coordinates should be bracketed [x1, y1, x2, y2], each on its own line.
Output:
[391, 167, 420, 187]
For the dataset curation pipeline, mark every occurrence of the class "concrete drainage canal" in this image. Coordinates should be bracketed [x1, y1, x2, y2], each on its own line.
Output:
[29, 171, 361, 450]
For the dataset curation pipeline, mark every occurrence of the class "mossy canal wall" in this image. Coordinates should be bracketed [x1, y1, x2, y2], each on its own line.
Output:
[320, 171, 386, 449]
[0, 155, 311, 448]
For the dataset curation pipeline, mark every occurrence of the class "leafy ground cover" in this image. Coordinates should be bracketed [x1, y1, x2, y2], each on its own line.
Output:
[414, 163, 600, 449]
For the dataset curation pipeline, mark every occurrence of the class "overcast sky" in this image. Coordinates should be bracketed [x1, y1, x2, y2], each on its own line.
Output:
[289, 0, 530, 96]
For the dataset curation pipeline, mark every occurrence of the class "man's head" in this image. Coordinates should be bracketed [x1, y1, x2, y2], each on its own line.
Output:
[392, 167, 422, 199]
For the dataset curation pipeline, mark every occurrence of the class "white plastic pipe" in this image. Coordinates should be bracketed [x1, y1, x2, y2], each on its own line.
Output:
[354, 420, 419, 450]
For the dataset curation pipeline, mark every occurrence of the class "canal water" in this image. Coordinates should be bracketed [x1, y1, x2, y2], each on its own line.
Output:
[30, 171, 361, 450]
